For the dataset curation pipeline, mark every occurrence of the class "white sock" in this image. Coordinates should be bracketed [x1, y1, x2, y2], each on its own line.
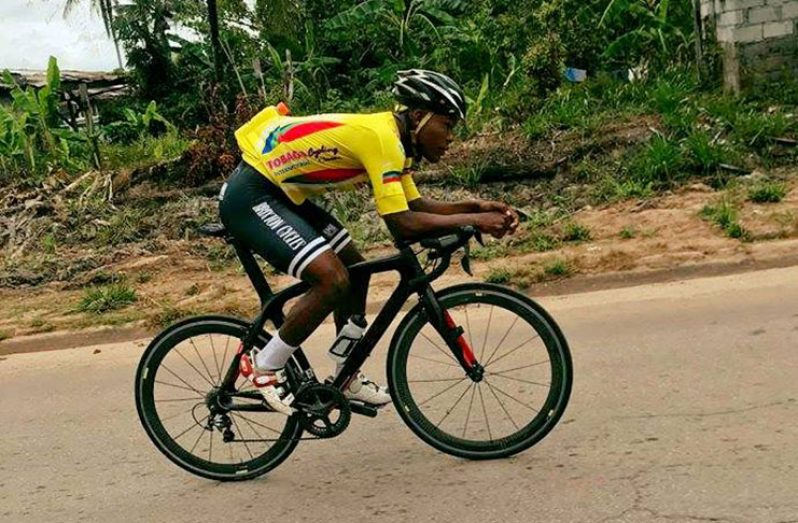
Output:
[255, 332, 298, 370]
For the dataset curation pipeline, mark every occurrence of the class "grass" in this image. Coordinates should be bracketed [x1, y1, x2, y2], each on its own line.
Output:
[619, 226, 636, 239]
[543, 258, 572, 277]
[748, 181, 788, 203]
[484, 266, 511, 284]
[148, 304, 199, 329]
[77, 283, 137, 314]
[100, 132, 192, 171]
[448, 162, 486, 188]
[560, 222, 592, 243]
[700, 196, 750, 240]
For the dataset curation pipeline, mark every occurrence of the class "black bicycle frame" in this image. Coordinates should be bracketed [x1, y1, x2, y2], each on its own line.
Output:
[216, 240, 478, 397]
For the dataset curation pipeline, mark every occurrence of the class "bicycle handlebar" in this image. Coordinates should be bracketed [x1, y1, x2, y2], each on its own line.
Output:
[407, 226, 483, 286]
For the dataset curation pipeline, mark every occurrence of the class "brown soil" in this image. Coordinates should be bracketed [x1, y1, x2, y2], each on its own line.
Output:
[1, 169, 796, 348]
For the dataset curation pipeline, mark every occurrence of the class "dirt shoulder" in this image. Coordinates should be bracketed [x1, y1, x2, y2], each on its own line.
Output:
[1, 171, 796, 355]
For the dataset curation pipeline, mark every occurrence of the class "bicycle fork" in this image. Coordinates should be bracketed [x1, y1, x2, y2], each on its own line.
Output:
[420, 287, 484, 382]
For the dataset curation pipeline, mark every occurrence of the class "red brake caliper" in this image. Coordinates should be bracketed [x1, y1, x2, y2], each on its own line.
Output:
[443, 311, 476, 369]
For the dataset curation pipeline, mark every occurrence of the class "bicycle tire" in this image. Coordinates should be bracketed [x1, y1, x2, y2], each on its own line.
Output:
[387, 283, 572, 460]
[135, 315, 302, 481]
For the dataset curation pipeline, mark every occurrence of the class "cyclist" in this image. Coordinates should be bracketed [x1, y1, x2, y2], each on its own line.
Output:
[219, 69, 519, 415]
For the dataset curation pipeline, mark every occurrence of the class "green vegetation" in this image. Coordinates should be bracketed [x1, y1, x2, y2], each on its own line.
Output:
[700, 196, 750, 240]
[748, 181, 788, 203]
[543, 258, 572, 277]
[77, 282, 137, 314]
[561, 222, 592, 243]
[619, 226, 636, 239]
[485, 266, 511, 284]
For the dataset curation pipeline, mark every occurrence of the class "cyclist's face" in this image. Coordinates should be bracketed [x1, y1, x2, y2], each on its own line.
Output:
[415, 113, 457, 163]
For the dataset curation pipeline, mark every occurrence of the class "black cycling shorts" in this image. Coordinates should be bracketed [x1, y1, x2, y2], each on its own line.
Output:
[218, 161, 351, 280]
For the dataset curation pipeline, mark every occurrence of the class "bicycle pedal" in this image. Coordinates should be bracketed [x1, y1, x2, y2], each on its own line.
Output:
[349, 401, 379, 418]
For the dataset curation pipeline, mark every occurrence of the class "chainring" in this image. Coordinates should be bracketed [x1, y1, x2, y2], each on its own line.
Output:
[293, 383, 351, 438]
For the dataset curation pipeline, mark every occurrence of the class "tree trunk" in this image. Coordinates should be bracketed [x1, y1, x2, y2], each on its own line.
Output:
[207, 0, 223, 83]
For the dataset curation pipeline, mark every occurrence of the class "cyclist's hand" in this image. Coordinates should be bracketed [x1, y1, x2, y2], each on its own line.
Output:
[475, 212, 510, 238]
[476, 200, 519, 234]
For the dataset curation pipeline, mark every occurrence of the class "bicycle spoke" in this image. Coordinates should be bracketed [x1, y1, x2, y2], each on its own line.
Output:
[485, 334, 541, 368]
[417, 377, 469, 407]
[153, 379, 204, 397]
[437, 382, 473, 428]
[490, 360, 549, 374]
[230, 414, 255, 460]
[409, 377, 466, 383]
[485, 380, 520, 431]
[172, 348, 216, 389]
[480, 305, 494, 361]
[157, 365, 207, 396]
[486, 372, 550, 387]
[209, 334, 221, 384]
[484, 379, 540, 412]
[220, 336, 232, 384]
[189, 420, 208, 454]
[408, 354, 461, 368]
[159, 405, 199, 423]
[235, 413, 284, 436]
[419, 331, 457, 363]
[239, 414, 267, 444]
[477, 385, 493, 441]
[462, 382, 478, 438]
[463, 305, 475, 358]
[172, 419, 202, 442]
[482, 315, 520, 367]
[189, 338, 217, 386]
[155, 397, 205, 403]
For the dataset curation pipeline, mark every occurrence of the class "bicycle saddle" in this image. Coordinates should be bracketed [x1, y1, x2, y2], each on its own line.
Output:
[198, 223, 228, 238]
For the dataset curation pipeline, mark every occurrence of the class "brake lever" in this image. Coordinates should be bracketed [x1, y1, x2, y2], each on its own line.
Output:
[461, 241, 473, 276]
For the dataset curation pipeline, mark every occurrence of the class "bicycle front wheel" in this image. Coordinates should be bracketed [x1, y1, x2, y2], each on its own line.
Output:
[135, 315, 302, 481]
[387, 283, 572, 459]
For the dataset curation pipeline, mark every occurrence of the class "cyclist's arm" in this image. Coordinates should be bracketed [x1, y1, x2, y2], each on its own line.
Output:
[382, 209, 478, 240]
[408, 197, 480, 215]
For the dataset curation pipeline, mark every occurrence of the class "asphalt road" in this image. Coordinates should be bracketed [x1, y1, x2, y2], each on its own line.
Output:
[2, 267, 797, 523]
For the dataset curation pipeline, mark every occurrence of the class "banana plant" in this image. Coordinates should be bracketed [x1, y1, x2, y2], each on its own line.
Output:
[325, 0, 465, 57]
[599, 0, 689, 66]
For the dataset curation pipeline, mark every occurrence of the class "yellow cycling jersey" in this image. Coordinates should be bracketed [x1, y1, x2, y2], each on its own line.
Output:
[235, 107, 421, 216]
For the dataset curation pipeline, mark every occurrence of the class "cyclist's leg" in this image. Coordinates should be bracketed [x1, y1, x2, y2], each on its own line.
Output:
[295, 199, 369, 332]
[333, 243, 369, 332]
[219, 163, 349, 350]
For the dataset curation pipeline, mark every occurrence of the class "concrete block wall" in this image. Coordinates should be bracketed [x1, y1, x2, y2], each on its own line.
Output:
[700, 0, 798, 92]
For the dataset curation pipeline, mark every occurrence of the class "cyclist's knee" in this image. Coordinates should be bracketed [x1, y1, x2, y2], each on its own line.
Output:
[303, 252, 350, 303]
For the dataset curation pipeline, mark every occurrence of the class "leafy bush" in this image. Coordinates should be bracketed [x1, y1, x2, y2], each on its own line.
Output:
[1, 57, 91, 181]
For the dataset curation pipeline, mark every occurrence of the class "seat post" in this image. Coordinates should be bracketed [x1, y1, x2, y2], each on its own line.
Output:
[230, 240, 284, 326]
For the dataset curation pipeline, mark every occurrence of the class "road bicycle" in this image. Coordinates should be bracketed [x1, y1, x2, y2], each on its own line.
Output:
[135, 223, 573, 481]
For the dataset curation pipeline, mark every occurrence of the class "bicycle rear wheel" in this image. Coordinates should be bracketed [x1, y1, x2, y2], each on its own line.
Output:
[135, 315, 302, 481]
[387, 283, 572, 459]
